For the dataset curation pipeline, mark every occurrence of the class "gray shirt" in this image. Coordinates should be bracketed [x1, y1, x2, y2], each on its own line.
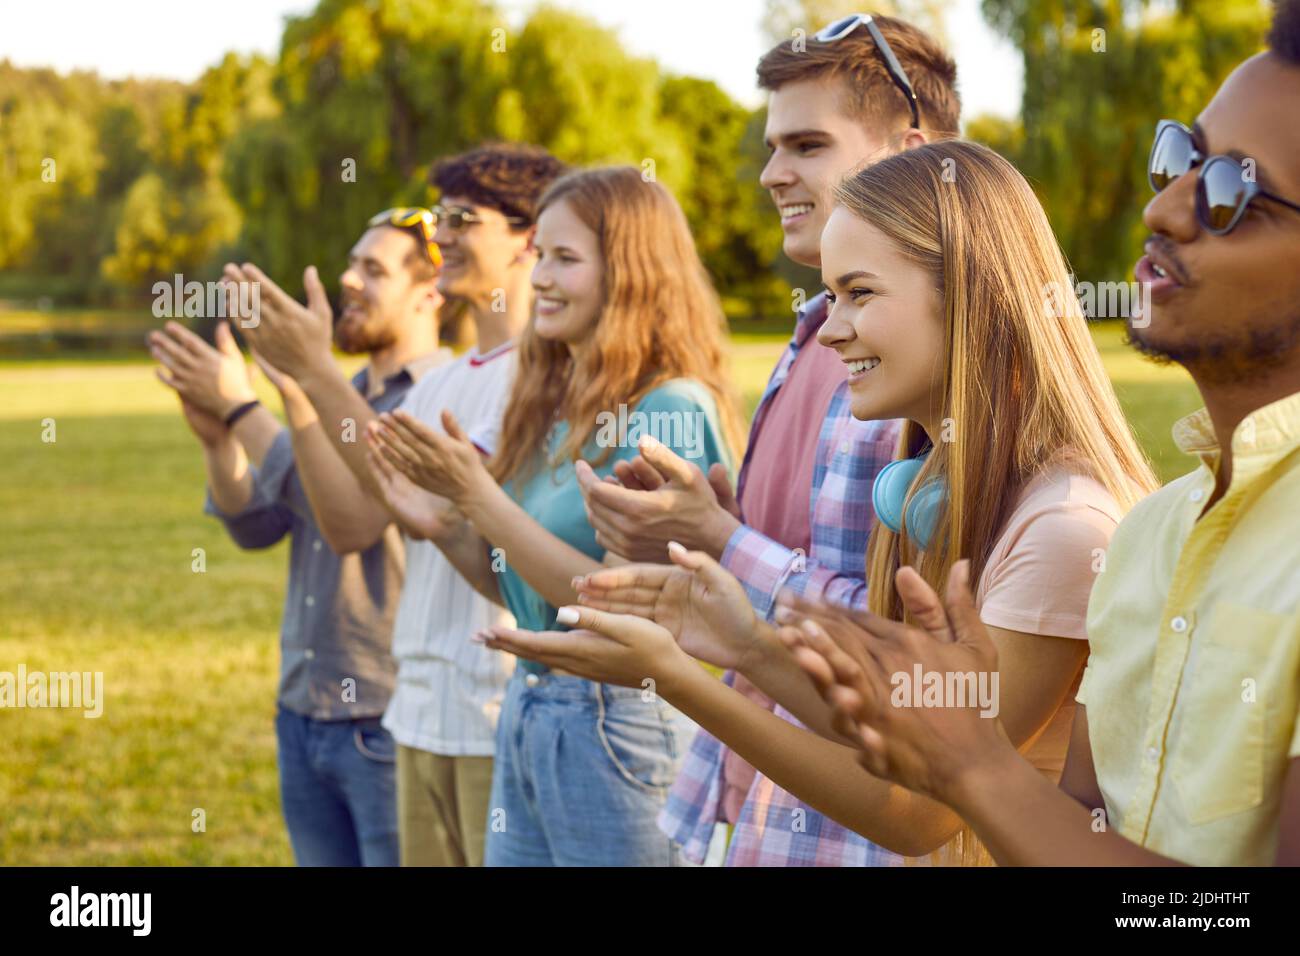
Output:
[204, 356, 447, 720]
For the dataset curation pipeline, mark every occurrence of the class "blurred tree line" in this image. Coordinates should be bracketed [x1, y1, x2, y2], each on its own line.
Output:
[971, 0, 1269, 286]
[0, 0, 786, 320]
[0, 0, 1276, 320]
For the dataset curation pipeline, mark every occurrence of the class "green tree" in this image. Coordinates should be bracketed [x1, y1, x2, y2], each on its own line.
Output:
[982, 0, 1268, 286]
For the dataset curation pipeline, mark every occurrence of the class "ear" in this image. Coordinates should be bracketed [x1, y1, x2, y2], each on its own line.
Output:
[515, 225, 539, 264]
[425, 284, 444, 311]
[901, 128, 929, 151]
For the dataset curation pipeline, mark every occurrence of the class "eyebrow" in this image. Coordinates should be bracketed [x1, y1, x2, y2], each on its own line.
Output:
[347, 254, 385, 271]
[830, 270, 880, 286]
[764, 128, 832, 150]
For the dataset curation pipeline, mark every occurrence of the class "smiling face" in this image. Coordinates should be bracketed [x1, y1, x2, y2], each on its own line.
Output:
[336, 225, 440, 354]
[530, 198, 605, 349]
[1129, 52, 1300, 384]
[432, 193, 534, 304]
[760, 76, 893, 268]
[816, 205, 946, 430]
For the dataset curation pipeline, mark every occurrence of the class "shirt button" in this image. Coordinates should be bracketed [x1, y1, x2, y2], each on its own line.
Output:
[839, 440, 851, 455]
[1146, 746, 1158, 763]
[304, 648, 316, 660]
[524, 673, 540, 688]
[313, 539, 323, 552]
[1170, 615, 1187, 633]
[1189, 488, 1204, 503]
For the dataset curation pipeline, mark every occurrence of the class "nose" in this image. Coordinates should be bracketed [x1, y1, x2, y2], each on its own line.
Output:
[339, 266, 363, 292]
[531, 258, 552, 291]
[1142, 165, 1200, 245]
[816, 297, 856, 351]
[433, 222, 458, 247]
[760, 150, 794, 193]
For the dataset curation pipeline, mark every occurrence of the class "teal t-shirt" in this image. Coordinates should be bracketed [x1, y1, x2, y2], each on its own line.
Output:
[499, 379, 733, 655]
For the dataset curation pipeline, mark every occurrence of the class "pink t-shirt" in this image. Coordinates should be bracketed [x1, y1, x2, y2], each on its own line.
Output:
[974, 466, 1123, 777]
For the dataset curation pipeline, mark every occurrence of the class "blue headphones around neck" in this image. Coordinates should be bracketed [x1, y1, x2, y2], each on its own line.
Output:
[871, 450, 947, 550]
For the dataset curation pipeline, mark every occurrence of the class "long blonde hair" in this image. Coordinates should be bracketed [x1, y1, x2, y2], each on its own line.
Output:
[834, 140, 1158, 622]
[490, 166, 744, 483]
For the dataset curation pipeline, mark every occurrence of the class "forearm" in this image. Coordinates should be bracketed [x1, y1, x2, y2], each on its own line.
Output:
[295, 359, 385, 499]
[947, 745, 1187, 866]
[431, 523, 503, 606]
[460, 479, 603, 609]
[739, 621, 856, 744]
[202, 435, 254, 514]
[230, 405, 283, 466]
[720, 524, 868, 622]
[282, 390, 392, 552]
[662, 661, 967, 857]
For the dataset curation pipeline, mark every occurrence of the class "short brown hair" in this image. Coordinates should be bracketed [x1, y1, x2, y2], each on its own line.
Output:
[429, 143, 568, 228]
[756, 15, 960, 137]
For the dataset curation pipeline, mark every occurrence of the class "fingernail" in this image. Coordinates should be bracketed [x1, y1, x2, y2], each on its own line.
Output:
[470, 630, 492, 644]
[801, 619, 821, 637]
[556, 606, 580, 626]
[667, 540, 685, 556]
[570, 575, 585, 590]
[773, 605, 793, 623]
[639, 434, 659, 450]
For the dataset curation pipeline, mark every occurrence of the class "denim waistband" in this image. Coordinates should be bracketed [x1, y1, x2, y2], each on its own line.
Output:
[515, 657, 549, 676]
[508, 668, 656, 706]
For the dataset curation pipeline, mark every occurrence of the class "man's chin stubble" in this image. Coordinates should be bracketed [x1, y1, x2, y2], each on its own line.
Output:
[1125, 314, 1300, 386]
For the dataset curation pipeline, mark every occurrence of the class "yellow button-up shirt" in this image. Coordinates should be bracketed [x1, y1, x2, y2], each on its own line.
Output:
[1079, 390, 1300, 866]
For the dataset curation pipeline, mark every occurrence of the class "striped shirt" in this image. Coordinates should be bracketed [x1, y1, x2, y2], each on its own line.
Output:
[658, 295, 905, 865]
[381, 341, 518, 756]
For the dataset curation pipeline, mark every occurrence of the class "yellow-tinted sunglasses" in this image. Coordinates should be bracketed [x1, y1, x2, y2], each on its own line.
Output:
[368, 207, 443, 269]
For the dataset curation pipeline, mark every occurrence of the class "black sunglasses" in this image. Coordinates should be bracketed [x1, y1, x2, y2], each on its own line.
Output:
[815, 13, 920, 131]
[432, 203, 528, 233]
[1148, 120, 1300, 236]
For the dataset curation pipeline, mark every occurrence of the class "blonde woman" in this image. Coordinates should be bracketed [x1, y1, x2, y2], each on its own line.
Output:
[368, 166, 743, 865]
[479, 140, 1158, 864]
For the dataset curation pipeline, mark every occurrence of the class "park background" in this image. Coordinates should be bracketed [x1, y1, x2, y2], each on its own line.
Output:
[0, 0, 1271, 863]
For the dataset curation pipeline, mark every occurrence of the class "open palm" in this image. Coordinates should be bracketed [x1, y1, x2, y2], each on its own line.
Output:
[365, 433, 462, 541]
[575, 543, 759, 672]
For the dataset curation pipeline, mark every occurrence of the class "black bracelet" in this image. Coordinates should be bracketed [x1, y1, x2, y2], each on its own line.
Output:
[224, 399, 261, 427]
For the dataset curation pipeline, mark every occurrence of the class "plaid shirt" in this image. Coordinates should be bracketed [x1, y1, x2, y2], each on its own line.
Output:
[658, 294, 904, 865]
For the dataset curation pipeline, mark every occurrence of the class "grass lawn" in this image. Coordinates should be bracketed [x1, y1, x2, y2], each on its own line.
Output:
[0, 322, 1201, 865]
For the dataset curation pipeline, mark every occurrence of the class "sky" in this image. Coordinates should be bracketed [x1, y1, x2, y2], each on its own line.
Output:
[0, 0, 1023, 120]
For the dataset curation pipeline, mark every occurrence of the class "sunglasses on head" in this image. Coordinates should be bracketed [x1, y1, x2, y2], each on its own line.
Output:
[368, 207, 443, 268]
[430, 203, 529, 233]
[814, 13, 921, 131]
[1148, 120, 1300, 236]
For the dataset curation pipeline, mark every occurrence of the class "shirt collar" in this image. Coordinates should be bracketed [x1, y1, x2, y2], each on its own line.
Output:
[1173, 388, 1300, 483]
[792, 292, 830, 348]
[360, 348, 453, 399]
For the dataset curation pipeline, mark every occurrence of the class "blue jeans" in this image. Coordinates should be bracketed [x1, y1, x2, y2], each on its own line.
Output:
[485, 671, 690, 866]
[275, 707, 399, 866]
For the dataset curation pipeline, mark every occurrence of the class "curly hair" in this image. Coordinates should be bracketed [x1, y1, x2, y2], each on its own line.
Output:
[428, 143, 568, 227]
[1270, 0, 1300, 63]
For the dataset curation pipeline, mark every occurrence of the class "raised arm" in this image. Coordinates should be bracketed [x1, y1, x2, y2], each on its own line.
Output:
[361, 429, 504, 606]
[229, 262, 395, 552]
[372, 409, 602, 608]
